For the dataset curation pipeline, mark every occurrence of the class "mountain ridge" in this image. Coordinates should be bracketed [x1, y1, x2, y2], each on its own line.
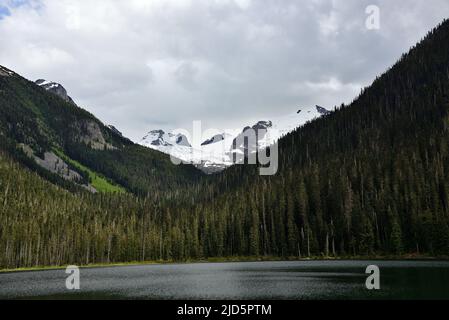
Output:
[0, 65, 202, 195]
[35, 79, 77, 105]
[139, 105, 330, 173]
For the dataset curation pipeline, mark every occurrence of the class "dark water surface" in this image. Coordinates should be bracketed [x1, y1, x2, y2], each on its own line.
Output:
[0, 260, 448, 300]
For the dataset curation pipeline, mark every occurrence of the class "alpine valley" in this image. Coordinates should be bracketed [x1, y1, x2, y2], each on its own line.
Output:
[1, 19, 449, 270]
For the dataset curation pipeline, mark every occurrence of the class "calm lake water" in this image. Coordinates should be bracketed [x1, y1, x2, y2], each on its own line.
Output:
[0, 260, 448, 300]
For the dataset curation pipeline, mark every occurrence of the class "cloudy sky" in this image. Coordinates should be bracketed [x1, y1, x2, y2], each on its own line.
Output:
[1, 0, 449, 141]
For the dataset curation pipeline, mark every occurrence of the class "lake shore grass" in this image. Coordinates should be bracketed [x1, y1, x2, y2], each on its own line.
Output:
[1, 254, 448, 273]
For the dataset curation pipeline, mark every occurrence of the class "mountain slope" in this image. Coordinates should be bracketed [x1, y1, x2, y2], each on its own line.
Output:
[0, 67, 202, 195]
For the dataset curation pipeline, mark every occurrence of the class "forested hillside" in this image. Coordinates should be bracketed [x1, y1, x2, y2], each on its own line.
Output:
[210, 19, 449, 257]
[1, 20, 449, 269]
[0, 70, 201, 196]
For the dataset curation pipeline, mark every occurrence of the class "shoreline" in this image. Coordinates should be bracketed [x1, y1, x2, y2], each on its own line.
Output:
[1, 254, 448, 274]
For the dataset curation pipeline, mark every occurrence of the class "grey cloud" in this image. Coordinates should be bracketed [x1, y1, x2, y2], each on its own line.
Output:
[1, 0, 449, 141]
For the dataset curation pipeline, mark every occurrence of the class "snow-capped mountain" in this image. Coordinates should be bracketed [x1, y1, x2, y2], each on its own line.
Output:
[140, 105, 331, 173]
[142, 130, 192, 147]
[140, 129, 232, 171]
[35, 79, 76, 105]
[202, 133, 229, 146]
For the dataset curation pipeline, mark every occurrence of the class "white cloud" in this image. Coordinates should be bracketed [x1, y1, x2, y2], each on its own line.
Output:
[1, 0, 449, 141]
[234, 0, 251, 10]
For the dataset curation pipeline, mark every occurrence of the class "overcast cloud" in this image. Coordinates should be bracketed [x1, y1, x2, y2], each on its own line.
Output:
[1, 0, 449, 141]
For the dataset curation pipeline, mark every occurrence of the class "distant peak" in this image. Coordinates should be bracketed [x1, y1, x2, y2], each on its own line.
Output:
[176, 134, 191, 147]
[242, 120, 273, 133]
[316, 105, 331, 115]
[149, 129, 165, 135]
[253, 120, 273, 130]
[35, 79, 76, 105]
[141, 129, 191, 148]
[201, 133, 225, 146]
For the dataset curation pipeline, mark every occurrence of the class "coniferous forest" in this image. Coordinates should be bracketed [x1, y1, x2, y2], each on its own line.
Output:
[1, 20, 449, 269]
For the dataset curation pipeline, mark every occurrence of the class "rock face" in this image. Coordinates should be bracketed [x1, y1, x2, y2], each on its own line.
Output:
[20, 144, 97, 193]
[74, 120, 116, 150]
[201, 134, 225, 146]
[0, 65, 14, 77]
[36, 152, 97, 193]
[35, 151, 83, 181]
[149, 130, 170, 146]
[35, 79, 76, 105]
[175, 134, 191, 147]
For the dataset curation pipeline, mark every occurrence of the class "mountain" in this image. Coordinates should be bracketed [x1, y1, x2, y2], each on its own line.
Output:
[35, 79, 77, 105]
[0, 66, 202, 195]
[142, 130, 192, 147]
[201, 133, 227, 146]
[139, 105, 329, 173]
[209, 19, 449, 257]
[2, 19, 449, 271]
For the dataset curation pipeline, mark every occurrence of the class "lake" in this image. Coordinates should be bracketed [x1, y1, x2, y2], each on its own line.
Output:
[0, 260, 448, 300]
